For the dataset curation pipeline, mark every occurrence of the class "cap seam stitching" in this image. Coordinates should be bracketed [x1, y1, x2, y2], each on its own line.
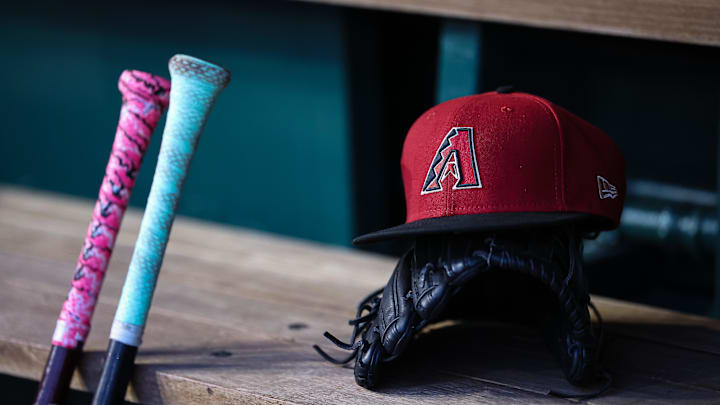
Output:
[521, 95, 565, 209]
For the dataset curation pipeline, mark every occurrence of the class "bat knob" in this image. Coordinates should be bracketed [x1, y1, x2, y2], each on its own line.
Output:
[168, 54, 231, 90]
[118, 70, 171, 108]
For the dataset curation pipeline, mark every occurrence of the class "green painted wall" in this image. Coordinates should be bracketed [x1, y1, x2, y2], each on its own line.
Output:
[0, 3, 354, 245]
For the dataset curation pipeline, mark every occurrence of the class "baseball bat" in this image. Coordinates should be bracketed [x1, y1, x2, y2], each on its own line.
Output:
[91, 54, 230, 405]
[34, 71, 170, 405]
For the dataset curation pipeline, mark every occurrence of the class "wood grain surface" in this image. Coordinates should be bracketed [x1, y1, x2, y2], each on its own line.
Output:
[1, 186, 719, 404]
[298, 0, 720, 47]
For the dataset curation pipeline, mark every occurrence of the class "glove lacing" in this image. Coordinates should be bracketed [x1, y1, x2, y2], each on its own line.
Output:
[313, 286, 386, 365]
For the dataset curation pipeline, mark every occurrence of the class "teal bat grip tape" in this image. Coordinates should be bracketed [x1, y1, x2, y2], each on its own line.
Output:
[110, 55, 230, 346]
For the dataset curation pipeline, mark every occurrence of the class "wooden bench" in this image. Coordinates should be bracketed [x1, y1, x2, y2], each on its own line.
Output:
[1, 186, 719, 403]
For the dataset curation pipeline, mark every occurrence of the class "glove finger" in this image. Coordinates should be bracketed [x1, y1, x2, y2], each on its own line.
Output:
[355, 250, 419, 388]
[376, 249, 416, 357]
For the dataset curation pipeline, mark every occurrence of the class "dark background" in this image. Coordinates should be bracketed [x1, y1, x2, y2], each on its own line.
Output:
[1, 4, 718, 398]
[2, 1, 717, 309]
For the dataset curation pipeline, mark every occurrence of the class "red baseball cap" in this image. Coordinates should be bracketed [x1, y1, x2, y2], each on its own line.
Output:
[353, 89, 626, 244]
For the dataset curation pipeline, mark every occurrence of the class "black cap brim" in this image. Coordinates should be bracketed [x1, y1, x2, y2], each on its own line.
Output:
[352, 212, 609, 245]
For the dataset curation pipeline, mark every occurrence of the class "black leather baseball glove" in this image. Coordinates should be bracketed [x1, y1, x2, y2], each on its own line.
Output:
[314, 225, 611, 397]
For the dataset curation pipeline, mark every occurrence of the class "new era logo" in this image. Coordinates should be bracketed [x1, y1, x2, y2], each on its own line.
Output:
[421, 127, 482, 195]
[597, 176, 618, 200]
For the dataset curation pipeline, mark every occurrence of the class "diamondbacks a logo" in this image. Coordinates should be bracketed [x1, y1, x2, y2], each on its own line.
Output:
[597, 176, 618, 199]
[421, 127, 482, 195]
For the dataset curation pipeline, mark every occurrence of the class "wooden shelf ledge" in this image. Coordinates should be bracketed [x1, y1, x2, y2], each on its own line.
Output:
[299, 0, 720, 47]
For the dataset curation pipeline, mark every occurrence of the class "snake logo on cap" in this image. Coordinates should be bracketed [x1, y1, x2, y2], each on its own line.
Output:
[421, 127, 482, 195]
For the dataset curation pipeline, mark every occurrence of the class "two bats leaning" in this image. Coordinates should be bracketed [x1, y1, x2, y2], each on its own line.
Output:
[34, 54, 231, 405]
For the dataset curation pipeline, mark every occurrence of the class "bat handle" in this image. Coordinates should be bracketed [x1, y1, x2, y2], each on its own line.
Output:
[91, 340, 137, 405]
[34, 344, 84, 405]
[52, 70, 171, 350]
[110, 55, 231, 346]
[92, 55, 230, 405]
[35, 71, 169, 405]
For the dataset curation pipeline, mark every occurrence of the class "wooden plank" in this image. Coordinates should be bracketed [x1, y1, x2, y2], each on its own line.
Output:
[602, 335, 720, 392]
[1, 186, 720, 404]
[0, 263, 566, 405]
[297, 0, 720, 47]
[409, 321, 720, 402]
[593, 296, 720, 356]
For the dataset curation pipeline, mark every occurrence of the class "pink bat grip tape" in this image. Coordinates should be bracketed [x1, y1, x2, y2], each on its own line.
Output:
[52, 71, 170, 349]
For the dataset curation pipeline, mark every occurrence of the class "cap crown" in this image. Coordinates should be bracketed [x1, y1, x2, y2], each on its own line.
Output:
[401, 92, 625, 229]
